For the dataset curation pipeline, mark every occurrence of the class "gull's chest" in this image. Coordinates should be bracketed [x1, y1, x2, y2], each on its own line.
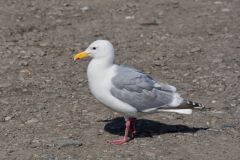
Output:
[87, 65, 115, 102]
[88, 72, 111, 95]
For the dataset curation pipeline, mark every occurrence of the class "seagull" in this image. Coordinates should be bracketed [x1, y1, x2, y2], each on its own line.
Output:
[73, 40, 205, 145]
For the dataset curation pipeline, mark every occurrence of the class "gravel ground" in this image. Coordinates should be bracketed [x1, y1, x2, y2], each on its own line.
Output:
[0, 0, 240, 160]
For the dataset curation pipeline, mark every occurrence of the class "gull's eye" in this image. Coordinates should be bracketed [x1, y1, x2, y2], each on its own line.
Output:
[92, 47, 96, 50]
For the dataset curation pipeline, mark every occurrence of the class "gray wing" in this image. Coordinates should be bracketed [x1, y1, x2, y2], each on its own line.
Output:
[111, 65, 177, 112]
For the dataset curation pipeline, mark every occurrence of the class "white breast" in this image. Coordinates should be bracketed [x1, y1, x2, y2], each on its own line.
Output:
[87, 61, 137, 117]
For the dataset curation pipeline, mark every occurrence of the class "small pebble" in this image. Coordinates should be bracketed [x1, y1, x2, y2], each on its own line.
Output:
[214, 1, 222, 5]
[63, 3, 71, 7]
[7, 149, 15, 153]
[20, 51, 31, 59]
[206, 122, 210, 126]
[39, 43, 48, 47]
[211, 100, 216, 104]
[125, 16, 135, 20]
[154, 60, 161, 66]
[19, 60, 29, 66]
[39, 51, 47, 57]
[221, 8, 231, 12]
[5, 116, 12, 121]
[116, 154, 123, 158]
[25, 118, 39, 124]
[190, 47, 201, 53]
[54, 138, 82, 149]
[97, 129, 104, 135]
[230, 103, 236, 107]
[18, 69, 31, 82]
[81, 6, 90, 12]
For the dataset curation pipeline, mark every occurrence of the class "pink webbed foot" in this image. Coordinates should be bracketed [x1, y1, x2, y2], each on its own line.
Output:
[108, 117, 137, 145]
[108, 138, 128, 145]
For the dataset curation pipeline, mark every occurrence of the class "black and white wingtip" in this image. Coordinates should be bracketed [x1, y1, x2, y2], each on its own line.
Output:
[157, 99, 205, 115]
[184, 99, 205, 109]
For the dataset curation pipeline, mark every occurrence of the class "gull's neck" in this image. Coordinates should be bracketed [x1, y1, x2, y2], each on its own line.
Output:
[87, 54, 115, 81]
[89, 56, 114, 70]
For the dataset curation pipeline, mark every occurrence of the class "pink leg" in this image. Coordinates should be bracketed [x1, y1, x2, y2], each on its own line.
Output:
[109, 118, 136, 145]
[129, 118, 136, 138]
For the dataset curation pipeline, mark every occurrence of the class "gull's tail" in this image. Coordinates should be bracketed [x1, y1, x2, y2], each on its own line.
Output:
[158, 100, 205, 115]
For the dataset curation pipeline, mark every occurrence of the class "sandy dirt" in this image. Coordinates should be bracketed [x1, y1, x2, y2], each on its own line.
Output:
[0, 0, 240, 159]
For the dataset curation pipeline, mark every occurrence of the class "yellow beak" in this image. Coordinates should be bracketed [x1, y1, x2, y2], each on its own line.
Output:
[74, 51, 89, 61]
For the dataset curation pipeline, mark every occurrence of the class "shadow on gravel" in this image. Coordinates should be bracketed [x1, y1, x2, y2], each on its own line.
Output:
[104, 117, 208, 138]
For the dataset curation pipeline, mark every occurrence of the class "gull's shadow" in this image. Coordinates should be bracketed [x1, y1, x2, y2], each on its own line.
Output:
[104, 117, 208, 137]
